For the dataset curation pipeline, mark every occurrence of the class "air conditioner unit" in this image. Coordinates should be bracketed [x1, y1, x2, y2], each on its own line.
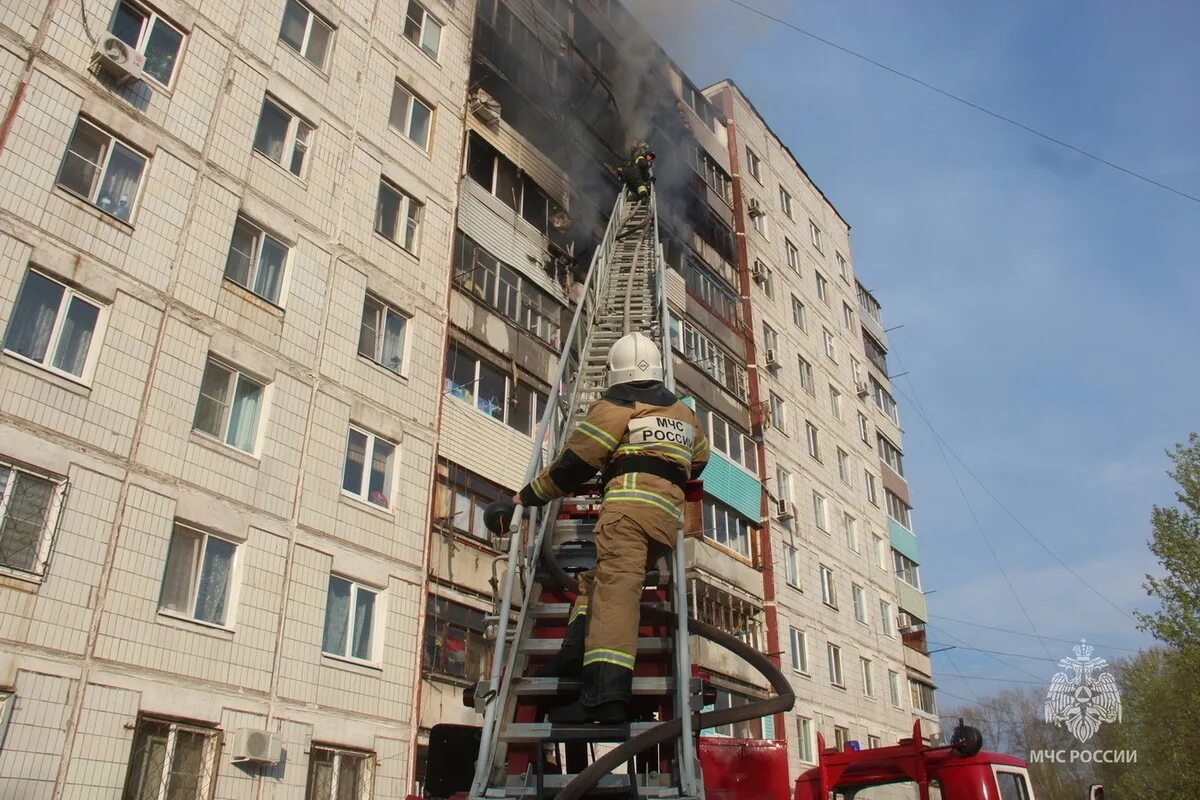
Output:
[92, 35, 145, 85]
[751, 261, 769, 284]
[229, 728, 282, 765]
[764, 348, 779, 369]
[856, 381, 870, 399]
[469, 88, 502, 126]
[747, 199, 764, 218]
[775, 498, 794, 519]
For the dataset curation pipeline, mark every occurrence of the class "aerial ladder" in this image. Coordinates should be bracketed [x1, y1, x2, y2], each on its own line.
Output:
[442, 182, 793, 800]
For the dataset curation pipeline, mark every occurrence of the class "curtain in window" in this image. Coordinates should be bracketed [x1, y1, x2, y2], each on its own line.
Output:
[350, 589, 374, 660]
[367, 440, 393, 507]
[254, 235, 287, 302]
[51, 297, 99, 376]
[0, 471, 55, 572]
[226, 377, 262, 452]
[96, 142, 145, 222]
[323, 577, 350, 655]
[194, 536, 234, 624]
[5, 272, 62, 363]
[381, 311, 406, 371]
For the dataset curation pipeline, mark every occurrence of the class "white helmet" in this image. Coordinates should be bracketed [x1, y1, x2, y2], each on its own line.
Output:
[607, 332, 664, 387]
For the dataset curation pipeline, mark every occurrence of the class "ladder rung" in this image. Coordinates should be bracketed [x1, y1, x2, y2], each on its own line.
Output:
[520, 637, 672, 655]
[497, 774, 681, 795]
[500, 721, 659, 743]
[514, 677, 673, 696]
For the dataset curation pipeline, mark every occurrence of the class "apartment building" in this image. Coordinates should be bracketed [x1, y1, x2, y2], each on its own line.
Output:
[0, 1, 933, 798]
[707, 80, 938, 775]
[0, 0, 472, 796]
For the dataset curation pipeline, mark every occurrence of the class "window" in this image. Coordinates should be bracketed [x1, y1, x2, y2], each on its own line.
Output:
[322, 575, 378, 661]
[192, 357, 265, 453]
[122, 717, 220, 799]
[796, 355, 814, 394]
[342, 426, 396, 509]
[278, 0, 333, 70]
[822, 328, 836, 361]
[750, 202, 768, 238]
[699, 686, 765, 739]
[444, 346, 548, 435]
[745, 146, 761, 182]
[827, 643, 844, 686]
[857, 412, 870, 444]
[819, 565, 835, 608]
[797, 717, 814, 762]
[675, 317, 749, 400]
[701, 498, 756, 557]
[889, 670, 903, 707]
[864, 330, 888, 374]
[57, 118, 147, 222]
[680, 256, 739, 327]
[873, 534, 887, 571]
[0, 460, 66, 576]
[788, 627, 808, 673]
[403, 0, 442, 58]
[466, 134, 566, 239]
[790, 295, 806, 331]
[424, 596, 489, 680]
[224, 215, 288, 304]
[4, 269, 104, 380]
[880, 599, 894, 635]
[812, 491, 828, 532]
[784, 239, 799, 272]
[374, 178, 423, 251]
[995, 772, 1033, 800]
[253, 96, 313, 177]
[837, 252, 850, 281]
[358, 294, 408, 374]
[852, 584, 866, 623]
[755, 260, 773, 297]
[306, 745, 374, 800]
[829, 385, 843, 420]
[878, 434, 905, 476]
[842, 301, 854, 330]
[834, 725, 849, 750]
[778, 185, 793, 218]
[844, 513, 859, 552]
[111, 1, 186, 86]
[886, 490, 914, 530]
[911, 679, 936, 714]
[454, 233, 561, 346]
[815, 272, 830, 303]
[684, 143, 732, 203]
[805, 421, 820, 460]
[872, 377, 900, 424]
[783, 544, 799, 588]
[390, 81, 433, 150]
[694, 401, 757, 473]
[158, 523, 237, 626]
[894, 550, 921, 588]
[809, 220, 823, 252]
[762, 322, 778, 354]
[865, 471, 879, 506]
[769, 392, 786, 433]
[837, 449, 851, 485]
[860, 657, 874, 697]
[868, 734, 881, 750]
[775, 467, 793, 506]
[439, 463, 511, 543]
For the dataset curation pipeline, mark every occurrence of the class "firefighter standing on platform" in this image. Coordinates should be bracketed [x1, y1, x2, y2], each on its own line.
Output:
[486, 332, 708, 724]
[615, 140, 656, 199]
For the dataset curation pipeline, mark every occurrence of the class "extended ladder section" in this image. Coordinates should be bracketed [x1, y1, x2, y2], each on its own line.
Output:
[467, 186, 702, 800]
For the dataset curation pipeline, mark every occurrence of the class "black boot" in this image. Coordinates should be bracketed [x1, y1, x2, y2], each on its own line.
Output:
[547, 661, 632, 724]
[533, 615, 586, 678]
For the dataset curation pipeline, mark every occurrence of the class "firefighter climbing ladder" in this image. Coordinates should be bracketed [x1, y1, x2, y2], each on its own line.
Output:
[467, 185, 704, 800]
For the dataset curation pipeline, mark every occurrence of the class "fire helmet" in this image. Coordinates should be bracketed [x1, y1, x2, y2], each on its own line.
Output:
[607, 332, 664, 387]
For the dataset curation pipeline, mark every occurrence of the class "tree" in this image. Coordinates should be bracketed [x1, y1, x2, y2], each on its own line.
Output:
[1136, 432, 1200, 662]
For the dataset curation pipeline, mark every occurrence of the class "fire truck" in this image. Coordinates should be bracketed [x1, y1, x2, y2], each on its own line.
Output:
[409, 185, 1047, 800]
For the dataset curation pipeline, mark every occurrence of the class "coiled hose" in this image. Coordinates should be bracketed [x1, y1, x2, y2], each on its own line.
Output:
[540, 530, 796, 800]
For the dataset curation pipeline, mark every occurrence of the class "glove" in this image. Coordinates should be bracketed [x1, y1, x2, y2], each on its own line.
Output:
[483, 497, 516, 534]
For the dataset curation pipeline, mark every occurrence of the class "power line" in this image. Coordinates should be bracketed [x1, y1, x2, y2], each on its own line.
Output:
[718, 0, 1200, 206]
[932, 614, 1141, 652]
[927, 641, 1062, 664]
[930, 623, 1047, 683]
[937, 673, 1048, 685]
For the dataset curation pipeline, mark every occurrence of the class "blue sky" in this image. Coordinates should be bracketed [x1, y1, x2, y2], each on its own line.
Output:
[627, 0, 1200, 709]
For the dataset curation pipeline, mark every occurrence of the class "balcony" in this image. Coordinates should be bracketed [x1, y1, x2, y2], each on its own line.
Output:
[902, 629, 933, 679]
[895, 577, 928, 621]
[857, 282, 888, 348]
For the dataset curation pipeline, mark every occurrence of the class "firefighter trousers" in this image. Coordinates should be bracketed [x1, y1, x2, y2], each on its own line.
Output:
[570, 509, 672, 706]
